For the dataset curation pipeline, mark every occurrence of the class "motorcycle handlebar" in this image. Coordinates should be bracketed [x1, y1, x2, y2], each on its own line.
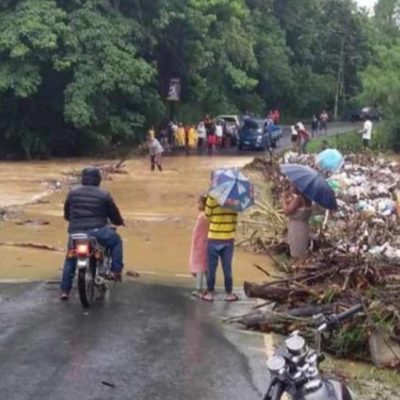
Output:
[336, 304, 363, 323]
[318, 304, 363, 332]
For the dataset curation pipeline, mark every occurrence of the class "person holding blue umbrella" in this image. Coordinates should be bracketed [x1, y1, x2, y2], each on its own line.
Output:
[201, 168, 254, 302]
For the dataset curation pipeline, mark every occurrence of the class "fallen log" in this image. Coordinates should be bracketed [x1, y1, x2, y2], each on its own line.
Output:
[244, 281, 310, 303]
[14, 219, 50, 226]
[240, 304, 335, 330]
[62, 159, 128, 180]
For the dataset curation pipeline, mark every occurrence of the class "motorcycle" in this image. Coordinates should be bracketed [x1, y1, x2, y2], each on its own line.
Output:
[67, 232, 114, 308]
[263, 304, 364, 400]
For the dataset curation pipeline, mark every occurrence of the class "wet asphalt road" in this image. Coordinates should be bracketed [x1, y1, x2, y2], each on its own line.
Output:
[277, 122, 355, 150]
[0, 282, 265, 400]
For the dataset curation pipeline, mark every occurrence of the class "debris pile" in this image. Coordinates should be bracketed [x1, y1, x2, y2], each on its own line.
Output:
[238, 158, 288, 255]
[238, 154, 400, 365]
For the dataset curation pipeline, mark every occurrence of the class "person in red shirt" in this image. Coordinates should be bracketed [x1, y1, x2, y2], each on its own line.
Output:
[295, 123, 312, 154]
[273, 109, 280, 124]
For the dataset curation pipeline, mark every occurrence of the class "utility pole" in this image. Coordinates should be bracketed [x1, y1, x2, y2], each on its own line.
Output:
[333, 37, 345, 121]
[333, 10, 350, 121]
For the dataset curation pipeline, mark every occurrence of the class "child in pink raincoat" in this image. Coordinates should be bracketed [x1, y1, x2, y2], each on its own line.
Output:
[189, 194, 209, 296]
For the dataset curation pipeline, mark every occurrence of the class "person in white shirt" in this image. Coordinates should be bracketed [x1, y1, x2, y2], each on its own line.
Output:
[148, 135, 164, 171]
[291, 125, 299, 152]
[360, 117, 373, 148]
[197, 121, 207, 151]
[320, 110, 329, 135]
[215, 122, 224, 148]
[297, 121, 305, 131]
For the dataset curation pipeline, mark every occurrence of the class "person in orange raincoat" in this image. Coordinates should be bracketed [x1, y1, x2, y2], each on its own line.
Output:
[175, 123, 186, 148]
[188, 125, 198, 150]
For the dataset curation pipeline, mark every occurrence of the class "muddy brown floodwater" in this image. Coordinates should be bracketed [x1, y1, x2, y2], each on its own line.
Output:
[0, 156, 271, 286]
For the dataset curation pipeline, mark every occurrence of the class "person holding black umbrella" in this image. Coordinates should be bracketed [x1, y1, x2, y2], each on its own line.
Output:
[280, 164, 338, 266]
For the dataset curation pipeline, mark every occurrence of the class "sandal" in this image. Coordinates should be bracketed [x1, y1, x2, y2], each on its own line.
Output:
[201, 293, 214, 302]
[225, 293, 239, 302]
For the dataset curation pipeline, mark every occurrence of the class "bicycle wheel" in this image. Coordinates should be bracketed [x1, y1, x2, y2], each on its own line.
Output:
[78, 263, 96, 308]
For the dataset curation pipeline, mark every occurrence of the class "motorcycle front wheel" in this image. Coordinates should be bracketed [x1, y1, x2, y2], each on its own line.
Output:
[78, 263, 96, 308]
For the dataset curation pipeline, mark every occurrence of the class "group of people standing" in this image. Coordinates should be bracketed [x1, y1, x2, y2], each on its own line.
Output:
[146, 116, 241, 171]
[156, 117, 238, 155]
[311, 110, 329, 137]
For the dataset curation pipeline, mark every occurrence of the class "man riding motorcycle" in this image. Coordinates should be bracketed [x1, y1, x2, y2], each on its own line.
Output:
[60, 167, 125, 301]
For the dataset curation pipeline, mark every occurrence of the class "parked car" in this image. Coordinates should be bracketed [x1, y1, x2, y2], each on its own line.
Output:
[214, 115, 241, 128]
[238, 118, 283, 151]
[214, 115, 241, 146]
[349, 107, 381, 123]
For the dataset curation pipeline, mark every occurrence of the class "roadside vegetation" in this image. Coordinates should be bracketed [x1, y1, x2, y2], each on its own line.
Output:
[307, 131, 363, 153]
[307, 125, 394, 154]
[0, 0, 399, 158]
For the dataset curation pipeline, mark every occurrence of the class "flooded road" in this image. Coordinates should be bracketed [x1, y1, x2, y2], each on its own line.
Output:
[0, 156, 270, 286]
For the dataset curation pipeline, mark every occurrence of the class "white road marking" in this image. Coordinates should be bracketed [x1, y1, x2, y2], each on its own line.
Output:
[136, 270, 157, 275]
[258, 300, 289, 399]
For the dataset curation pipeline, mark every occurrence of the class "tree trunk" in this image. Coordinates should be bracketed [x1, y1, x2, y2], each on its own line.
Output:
[239, 304, 335, 329]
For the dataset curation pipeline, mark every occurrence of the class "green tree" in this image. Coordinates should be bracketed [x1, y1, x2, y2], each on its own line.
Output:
[0, 0, 68, 158]
[374, 0, 400, 41]
[361, 43, 400, 149]
[0, 0, 162, 157]
[62, 2, 161, 147]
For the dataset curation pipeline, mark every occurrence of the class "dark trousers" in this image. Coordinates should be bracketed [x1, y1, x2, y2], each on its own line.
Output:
[207, 240, 234, 294]
[301, 138, 310, 154]
[197, 138, 205, 153]
[150, 154, 162, 171]
[60, 227, 124, 291]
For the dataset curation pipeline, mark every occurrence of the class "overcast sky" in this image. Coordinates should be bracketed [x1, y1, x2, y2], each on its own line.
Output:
[356, 0, 377, 10]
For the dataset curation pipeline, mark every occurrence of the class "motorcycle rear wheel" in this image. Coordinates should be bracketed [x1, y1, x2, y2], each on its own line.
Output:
[78, 265, 95, 308]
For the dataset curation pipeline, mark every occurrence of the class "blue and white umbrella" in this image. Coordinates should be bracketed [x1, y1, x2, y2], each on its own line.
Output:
[209, 168, 255, 212]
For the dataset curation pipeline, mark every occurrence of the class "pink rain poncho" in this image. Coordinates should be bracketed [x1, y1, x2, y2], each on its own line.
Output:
[189, 213, 209, 274]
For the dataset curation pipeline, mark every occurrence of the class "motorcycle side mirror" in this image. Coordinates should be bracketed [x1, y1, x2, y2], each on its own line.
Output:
[266, 355, 286, 375]
[286, 334, 307, 356]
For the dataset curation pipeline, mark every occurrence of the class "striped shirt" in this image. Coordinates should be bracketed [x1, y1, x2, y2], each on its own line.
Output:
[205, 196, 238, 240]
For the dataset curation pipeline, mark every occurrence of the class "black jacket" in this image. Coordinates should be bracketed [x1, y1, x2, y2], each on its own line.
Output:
[64, 168, 124, 233]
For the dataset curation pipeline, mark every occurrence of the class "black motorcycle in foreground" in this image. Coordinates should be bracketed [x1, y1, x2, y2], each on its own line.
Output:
[264, 304, 363, 400]
[68, 232, 115, 308]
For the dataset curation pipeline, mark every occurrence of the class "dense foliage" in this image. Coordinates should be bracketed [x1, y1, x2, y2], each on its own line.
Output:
[360, 0, 400, 150]
[0, 0, 389, 157]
